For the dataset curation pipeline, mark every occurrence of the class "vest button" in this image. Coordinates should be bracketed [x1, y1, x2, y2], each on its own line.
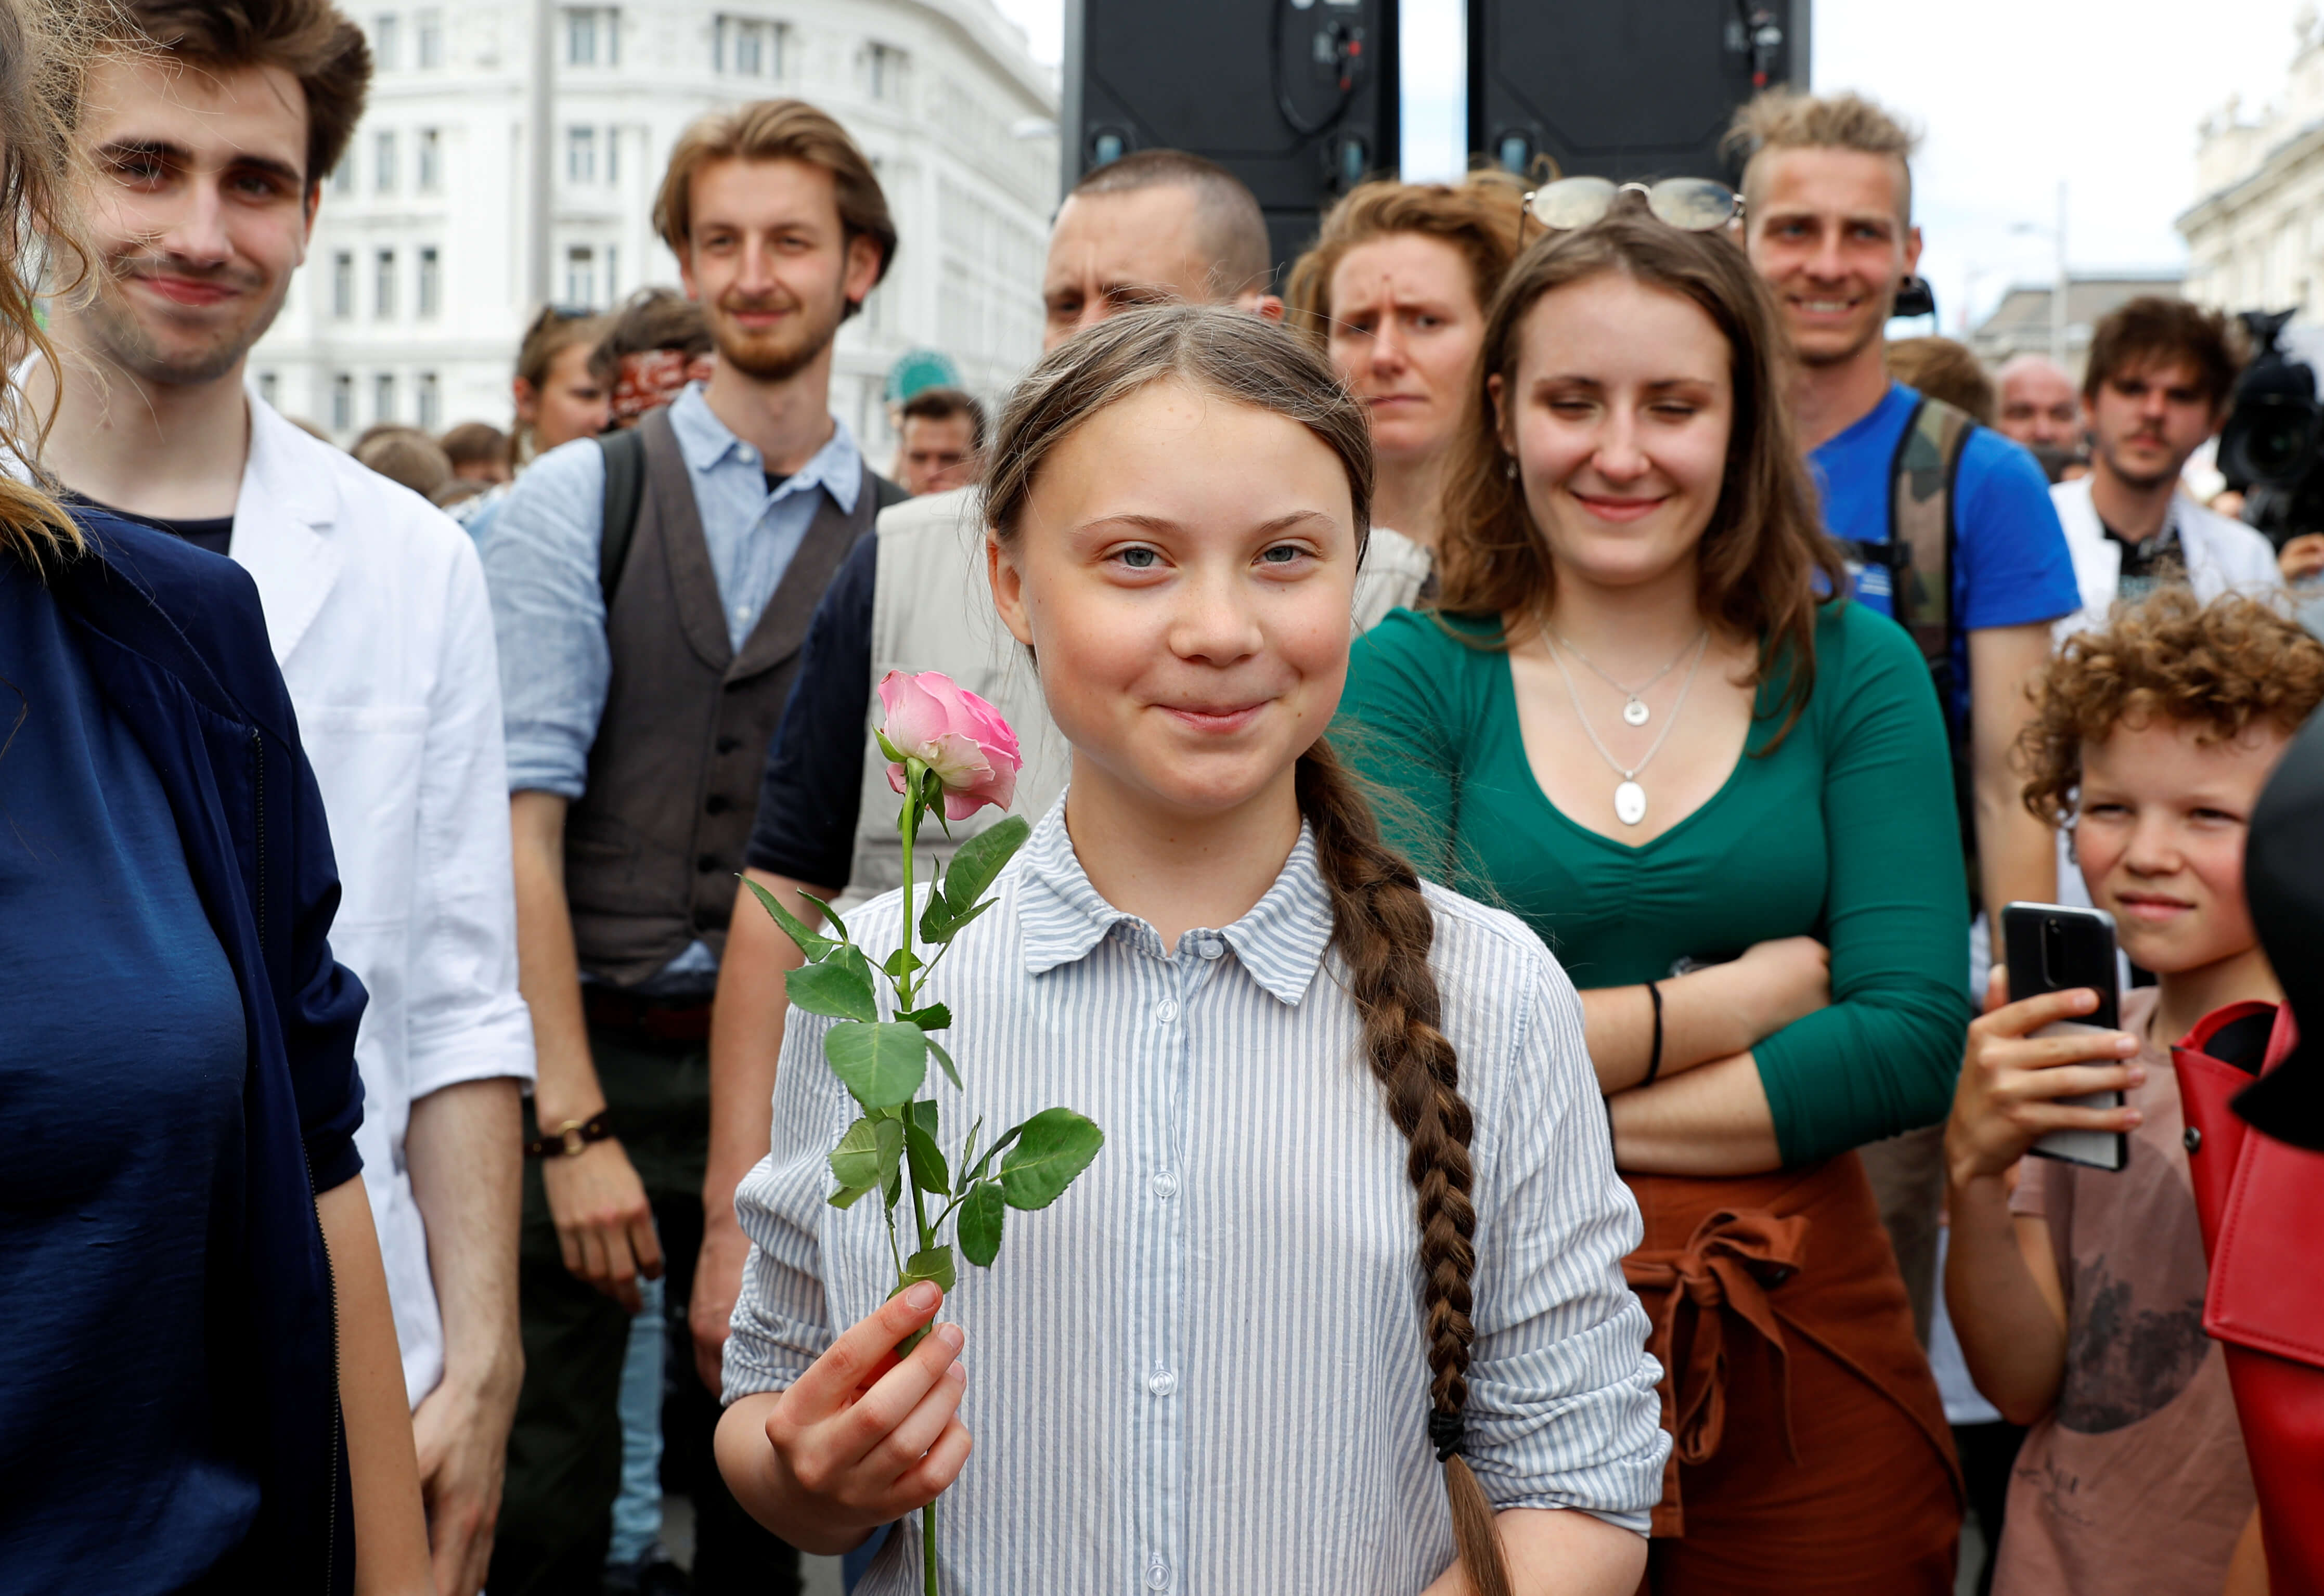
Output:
[696, 853, 719, 874]
[705, 794, 731, 815]
[715, 735, 742, 755]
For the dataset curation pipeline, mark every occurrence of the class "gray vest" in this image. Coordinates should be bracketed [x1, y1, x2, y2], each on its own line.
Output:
[838, 488, 1436, 909]
[566, 407, 876, 982]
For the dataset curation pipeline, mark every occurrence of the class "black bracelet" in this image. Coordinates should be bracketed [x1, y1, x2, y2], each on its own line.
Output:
[1643, 981, 1665, 1085]
[524, 1110, 613, 1159]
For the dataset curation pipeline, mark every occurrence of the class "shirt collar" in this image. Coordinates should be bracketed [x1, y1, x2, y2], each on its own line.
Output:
[1015, 798, 1337, 1007]
[666, 382, 862, 513]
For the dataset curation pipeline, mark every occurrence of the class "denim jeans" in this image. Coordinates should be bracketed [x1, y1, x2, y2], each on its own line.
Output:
[608, 1274, 667, 1566]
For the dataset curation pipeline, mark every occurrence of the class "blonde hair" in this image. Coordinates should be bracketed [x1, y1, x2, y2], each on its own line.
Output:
[652, 97, 894, 317]
[985, 305, 1517, 1596]
[1283, 171, 1531, 346]
[1727, 87, 1920, 224]
[1, 0, 96, 572]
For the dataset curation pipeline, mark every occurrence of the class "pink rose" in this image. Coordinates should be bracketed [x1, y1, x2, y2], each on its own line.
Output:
[878, 670, 1023, 821]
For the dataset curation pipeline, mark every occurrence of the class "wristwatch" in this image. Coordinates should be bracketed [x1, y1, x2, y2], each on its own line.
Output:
[524, 1110, 613, 1159]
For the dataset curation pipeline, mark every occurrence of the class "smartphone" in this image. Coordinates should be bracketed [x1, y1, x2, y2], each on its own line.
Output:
[2002, 901, 2129, 1172]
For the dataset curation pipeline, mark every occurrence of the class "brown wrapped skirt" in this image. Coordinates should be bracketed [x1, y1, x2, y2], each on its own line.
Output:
[1623, 1153, 1963, 1594]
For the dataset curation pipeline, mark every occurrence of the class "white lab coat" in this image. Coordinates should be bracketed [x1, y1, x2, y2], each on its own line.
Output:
[231, 393, 535, 1408]
[2049, 475, 2284, 643]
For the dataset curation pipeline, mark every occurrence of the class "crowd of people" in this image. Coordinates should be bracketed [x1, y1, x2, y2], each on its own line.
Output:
[5, 1, 2323, 1594]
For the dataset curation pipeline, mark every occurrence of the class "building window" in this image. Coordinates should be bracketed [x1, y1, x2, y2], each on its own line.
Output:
[418, 127, 441, 191]
[418, 245, 440, 317]
[418, 371, 441, 431]
[331, 153, 354, 196]
[716, 16, 783, 77]
[416, 7, 443, 68]
[332, 251, 355, 318]
[375, 129, 396, 192]
[565, 125, 595, 183]
[606, 127, 618, 183]
[565, 7, 617, 66]
[374, 372, 395, 423]
[331, 373, 353, 432]
[258, 370, 279, 407]
[565, 245, 596, 308]
[373, 11, 400, 70]
[605, 244, 618, 302]
[868, 42, 906, 102]
[375, 248, 396, 318]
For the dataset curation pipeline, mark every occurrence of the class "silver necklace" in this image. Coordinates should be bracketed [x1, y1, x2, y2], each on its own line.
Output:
[1546, 628, 1712, 827]
[1552, 627, 1707, 725]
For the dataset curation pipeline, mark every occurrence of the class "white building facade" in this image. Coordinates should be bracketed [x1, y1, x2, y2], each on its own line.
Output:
[2179, 6, 2324, 318]
[251, 0, 1058, 459]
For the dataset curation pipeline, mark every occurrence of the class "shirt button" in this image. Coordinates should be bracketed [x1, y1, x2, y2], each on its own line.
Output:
[1146, 1555, 1171, 1590]
[1154, 997, 1178, 1023]
[1196, 937, 1223, 959]
[1147, 1368, 1177, 1397]
[1150, 1171, 1179, 1199]
[738, 446, 757, 465]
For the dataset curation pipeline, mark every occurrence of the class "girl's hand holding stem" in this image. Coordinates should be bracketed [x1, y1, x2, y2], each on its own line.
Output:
[716, 1281, 973, 1554]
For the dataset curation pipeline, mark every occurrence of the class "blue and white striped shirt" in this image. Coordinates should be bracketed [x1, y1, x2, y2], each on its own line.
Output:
[727, 800, 1669, 1594]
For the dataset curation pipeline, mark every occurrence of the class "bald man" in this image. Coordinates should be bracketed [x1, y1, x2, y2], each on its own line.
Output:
[1995, 355, 2083, 454]
[688, 150, 1432, 1394]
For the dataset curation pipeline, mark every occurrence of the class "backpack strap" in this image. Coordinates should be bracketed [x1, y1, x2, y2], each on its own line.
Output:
[1884, 394, 1976, 673]
[596, 425, 648, 605]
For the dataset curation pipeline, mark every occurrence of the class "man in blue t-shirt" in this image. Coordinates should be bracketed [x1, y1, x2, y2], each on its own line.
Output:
[1735, 88, 2081, 927]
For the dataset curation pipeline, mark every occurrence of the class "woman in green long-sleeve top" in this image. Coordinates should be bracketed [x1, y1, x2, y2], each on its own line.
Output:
[1337, 210, 1970, 1592]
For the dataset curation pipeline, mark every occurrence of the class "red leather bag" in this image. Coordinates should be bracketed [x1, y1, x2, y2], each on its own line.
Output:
[2173, 1002, 2324, 1596]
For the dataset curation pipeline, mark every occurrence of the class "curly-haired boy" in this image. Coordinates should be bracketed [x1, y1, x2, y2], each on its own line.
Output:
[1942, 589, 2324, 1593]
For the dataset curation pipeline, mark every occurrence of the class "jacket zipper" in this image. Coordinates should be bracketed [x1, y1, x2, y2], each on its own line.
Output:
[248, 726, 267, 942]
[255, 723, 337, 1590]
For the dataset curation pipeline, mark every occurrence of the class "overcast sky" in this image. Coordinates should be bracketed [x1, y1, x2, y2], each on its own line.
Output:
[991, 0, 2312, 329]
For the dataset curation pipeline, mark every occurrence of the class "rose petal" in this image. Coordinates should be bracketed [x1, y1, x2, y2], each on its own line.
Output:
[877, 672, 950, 756]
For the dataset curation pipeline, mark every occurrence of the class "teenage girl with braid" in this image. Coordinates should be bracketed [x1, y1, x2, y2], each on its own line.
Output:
[1337, 209, 1971, 1592]
[712, 305, 1670, 1593]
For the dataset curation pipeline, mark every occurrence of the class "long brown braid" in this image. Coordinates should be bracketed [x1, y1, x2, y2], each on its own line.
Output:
[986, 305, 1510, 1592]
[1298, 740, 1511, 1596]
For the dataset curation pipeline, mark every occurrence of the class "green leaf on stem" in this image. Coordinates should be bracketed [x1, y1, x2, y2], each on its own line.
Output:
[956, 1117, 984, 1194]
[832, 942, 877, 992]
[786, 959, 878, 1022]
[944, 818, 1031, 912]
[883, 946, 925, 981]
[898, 1003, 952, 1032]
[925, 1035, 963, 1092]
[824, 1022, 928, 1110]
[875, 728, 906, 766]
[962, 1122, 1025, 1188]
[742, 876, 838, 962]
[827, 1182, 874, 1209]
[906, 1098, 939, 1137]
[826, 1115, 887, 1190]
[802, 891, 850, 943]
[900, 1244, 956, 1294]
[905, 1120, 950, 1194]
[958, 1180, 1005, 1266]
[999, 1108, 1105, 1210]
[922, 894, 999, 946]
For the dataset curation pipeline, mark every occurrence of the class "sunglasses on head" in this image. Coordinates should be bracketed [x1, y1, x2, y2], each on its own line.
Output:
[1519, 177, 1745, 242]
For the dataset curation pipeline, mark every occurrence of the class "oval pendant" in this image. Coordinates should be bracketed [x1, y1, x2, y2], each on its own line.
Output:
[1615, 780, 1648, 826]
[1623, 697, 1650, 726]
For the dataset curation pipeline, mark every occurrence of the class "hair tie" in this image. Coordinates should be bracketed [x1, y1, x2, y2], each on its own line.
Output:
[1428, 1407, 1467, 1462]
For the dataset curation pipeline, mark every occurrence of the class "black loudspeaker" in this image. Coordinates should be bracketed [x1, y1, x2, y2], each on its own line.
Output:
[1063, 0, 1400, 287]
[1468, 0, 1811, 185]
